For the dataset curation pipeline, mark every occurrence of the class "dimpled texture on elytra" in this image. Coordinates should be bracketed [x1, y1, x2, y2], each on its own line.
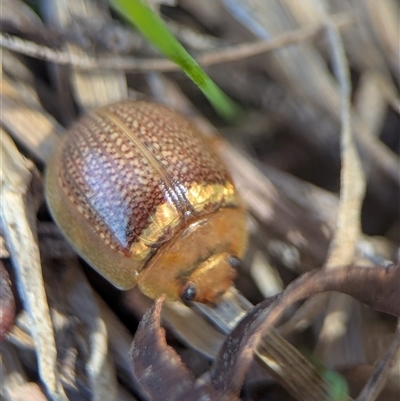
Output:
[58, 101, 234, 256]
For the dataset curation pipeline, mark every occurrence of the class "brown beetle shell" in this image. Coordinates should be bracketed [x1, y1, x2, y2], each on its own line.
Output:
[46, 101, 247, 302]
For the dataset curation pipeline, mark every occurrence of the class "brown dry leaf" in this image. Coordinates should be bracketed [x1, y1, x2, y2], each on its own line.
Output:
[130, 296, 240, 401]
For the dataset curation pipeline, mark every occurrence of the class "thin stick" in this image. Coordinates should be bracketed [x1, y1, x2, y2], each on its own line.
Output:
[0, 13, 353, 72]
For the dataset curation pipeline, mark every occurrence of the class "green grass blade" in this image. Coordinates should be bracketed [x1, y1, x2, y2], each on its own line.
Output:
[323, 370, 349, 401]
[304, 352, 349, 401]
[110, 0, 240, 120]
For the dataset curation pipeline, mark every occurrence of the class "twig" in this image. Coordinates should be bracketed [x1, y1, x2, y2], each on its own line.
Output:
[0, 13, 353, 71]
[319, 4, 365, 270]
[310, 0, 366, 361]
[276, 1, 369, 354]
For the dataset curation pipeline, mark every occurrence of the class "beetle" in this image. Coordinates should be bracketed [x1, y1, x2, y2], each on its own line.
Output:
[46, 100, 247, 303]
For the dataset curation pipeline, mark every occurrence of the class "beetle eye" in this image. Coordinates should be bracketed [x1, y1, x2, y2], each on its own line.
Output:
[181, 282, 197, 302]
[228, 256, 241, 270]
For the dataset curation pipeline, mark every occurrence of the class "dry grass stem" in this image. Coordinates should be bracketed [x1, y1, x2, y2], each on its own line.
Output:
[0, 131, 67, 401]
[0, 13, 353, 72]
